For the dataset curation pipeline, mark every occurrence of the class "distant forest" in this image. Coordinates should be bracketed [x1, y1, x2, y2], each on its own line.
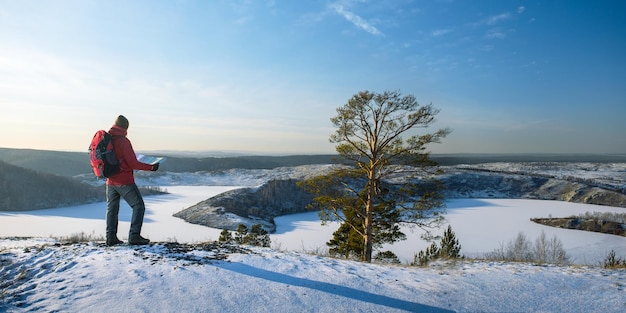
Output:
[0, 160, 102, 211]
[2, 147, 624, 178]
[0, 148, 342, 177]
[0, 148, 92, 177]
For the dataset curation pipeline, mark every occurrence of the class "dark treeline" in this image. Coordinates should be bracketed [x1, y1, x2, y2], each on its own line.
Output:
[2, 147, 625, 178]
[0, 148, 92, 177]
[0, 148, 344, 177]
[0, 160, 102, 211]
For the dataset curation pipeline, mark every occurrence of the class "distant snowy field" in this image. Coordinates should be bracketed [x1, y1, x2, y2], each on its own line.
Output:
[1, 185, 624, 265]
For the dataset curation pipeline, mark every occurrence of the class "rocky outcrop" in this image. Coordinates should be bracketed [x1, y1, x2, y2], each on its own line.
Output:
[173, 179, 313, 233]
[529, 179, 626, 207]
[440, 171, 548, 199]
[531, 217, 626, 236]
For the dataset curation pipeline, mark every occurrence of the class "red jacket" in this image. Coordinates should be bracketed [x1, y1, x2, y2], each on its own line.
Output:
[106, 125, 153, 186]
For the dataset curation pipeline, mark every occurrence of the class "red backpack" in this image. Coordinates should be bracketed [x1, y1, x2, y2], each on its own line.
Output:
[89, 130, 120, 178]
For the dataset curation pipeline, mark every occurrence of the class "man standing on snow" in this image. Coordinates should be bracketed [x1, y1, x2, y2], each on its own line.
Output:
[105, 115, 159, 246]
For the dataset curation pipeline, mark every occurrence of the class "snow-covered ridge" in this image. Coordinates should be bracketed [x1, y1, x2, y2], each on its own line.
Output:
[134, 164, 338, 187]
[77, 162, 626, 193]
[451, 162, 626, 192]
[1, 238, 624, 313]
[131, 162, 626, 190]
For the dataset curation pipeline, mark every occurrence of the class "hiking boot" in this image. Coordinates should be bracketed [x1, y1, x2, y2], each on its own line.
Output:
[129, 234, 150, 245]
[106, 236, 123, 246]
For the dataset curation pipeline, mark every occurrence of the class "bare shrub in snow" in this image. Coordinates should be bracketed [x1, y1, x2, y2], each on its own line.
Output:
[508, 232, 533, 262]
[485, 231, 569, 265]
[57, 232, 105, 244]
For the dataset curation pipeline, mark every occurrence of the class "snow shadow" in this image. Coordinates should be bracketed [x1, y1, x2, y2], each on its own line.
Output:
[445, 198, 497, 210]
[218, 262, 454, 313]
[273, 212, 326, 234]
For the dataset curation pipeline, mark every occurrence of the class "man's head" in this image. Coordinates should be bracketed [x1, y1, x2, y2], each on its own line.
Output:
[115, 115, 129, 129]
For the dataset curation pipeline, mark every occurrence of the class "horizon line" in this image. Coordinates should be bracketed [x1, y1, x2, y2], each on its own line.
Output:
[1, 146, 625, 158]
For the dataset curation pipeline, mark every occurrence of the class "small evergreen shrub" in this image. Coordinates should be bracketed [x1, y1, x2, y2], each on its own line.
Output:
[234, 224, 248, 244]
[218, 229, 233, 244]
[439, 225, 462, 259]
[227, 224, 271, 247]
[374, 251, 401, 264]
[603, 250, 626, 269]
[412, 225, 463, 266]
[244, 224, 271, 248]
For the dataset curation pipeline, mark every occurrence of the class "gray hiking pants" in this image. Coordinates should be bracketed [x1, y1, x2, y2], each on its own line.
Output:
[106, 183, 146, 238]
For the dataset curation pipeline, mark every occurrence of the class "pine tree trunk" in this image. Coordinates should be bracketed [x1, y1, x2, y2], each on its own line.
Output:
[364, 172, 375, 262]
[364, 208, 373, 262]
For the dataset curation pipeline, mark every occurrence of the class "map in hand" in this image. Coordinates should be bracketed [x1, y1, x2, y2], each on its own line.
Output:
[136, 154, 166, 165]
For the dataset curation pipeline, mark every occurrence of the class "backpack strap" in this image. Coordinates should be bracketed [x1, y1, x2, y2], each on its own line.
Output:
[109, 135, 125, 165]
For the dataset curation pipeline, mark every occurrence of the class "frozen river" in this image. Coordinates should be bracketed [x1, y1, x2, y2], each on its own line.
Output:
[1, 186, 624, 265]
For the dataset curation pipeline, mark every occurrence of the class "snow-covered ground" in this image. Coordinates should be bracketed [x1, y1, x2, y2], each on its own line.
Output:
[1, 238, 625, 313]
[2, 174, 626, 312]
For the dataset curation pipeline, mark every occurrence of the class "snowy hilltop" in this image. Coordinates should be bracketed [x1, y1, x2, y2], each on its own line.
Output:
[1, 238, 625, 313]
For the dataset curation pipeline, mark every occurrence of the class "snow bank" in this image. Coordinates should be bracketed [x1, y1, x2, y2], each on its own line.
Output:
[1, 239, 624, 313]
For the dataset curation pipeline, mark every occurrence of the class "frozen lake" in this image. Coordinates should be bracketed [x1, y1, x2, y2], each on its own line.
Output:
[1, 186, 624, 265]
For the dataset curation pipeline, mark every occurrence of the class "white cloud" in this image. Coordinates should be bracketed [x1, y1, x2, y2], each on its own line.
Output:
[486, 13, 511, 25]
[479, 44, 494, 52]
[432, 28, 453, 37]
[517, 6, 526, 14]
[233, 15, 252, 25]
[485, 28, 506, 39]
[330, 3, 383, 36]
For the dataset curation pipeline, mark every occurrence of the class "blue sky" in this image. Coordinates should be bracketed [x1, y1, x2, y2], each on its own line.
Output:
[1, 0, 624, 155]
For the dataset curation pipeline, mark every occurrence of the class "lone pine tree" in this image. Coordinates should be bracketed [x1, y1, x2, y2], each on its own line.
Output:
[300, 90, 450, 262]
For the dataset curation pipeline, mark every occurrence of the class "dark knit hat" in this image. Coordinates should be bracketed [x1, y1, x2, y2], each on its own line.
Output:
[115, 115, 129, 129]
